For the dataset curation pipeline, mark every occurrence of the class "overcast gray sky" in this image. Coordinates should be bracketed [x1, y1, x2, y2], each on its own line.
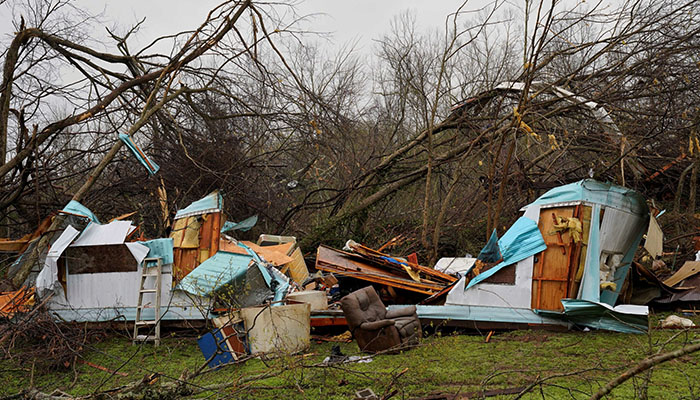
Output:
[1, 1, 478, 56]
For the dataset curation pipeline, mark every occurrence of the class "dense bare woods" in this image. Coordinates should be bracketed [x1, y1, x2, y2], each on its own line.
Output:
[0, 0, 698, 270]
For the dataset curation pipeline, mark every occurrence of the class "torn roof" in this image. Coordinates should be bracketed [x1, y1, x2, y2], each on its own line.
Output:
[221, 215, 258, 233]
[138, 238, 174, 265]
[70, 220, 134, 247]
[175, 191, 223, 219]
[176, 246, 289, 303]
[466, 216, 547, 289]
[526, 179, 648, 215]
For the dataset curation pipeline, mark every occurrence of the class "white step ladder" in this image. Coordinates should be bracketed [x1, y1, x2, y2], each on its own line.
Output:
[133, 257, 162, 346]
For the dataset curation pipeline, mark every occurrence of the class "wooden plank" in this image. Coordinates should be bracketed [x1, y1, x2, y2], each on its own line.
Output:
[210, 212, 220, 255]
[316, 262, 439, 294]
[240, 241, 294, 266]
[315, 246, 444, 291]
[664, 261, 700, 287]
[199, 214, 213, 253]
[571, 205, 592, 297]
[348, 243, 456, 283]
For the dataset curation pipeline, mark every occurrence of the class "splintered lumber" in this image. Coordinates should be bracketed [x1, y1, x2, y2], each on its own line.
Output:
[314, 245, 448, 295]
[347, 242, 457, 284]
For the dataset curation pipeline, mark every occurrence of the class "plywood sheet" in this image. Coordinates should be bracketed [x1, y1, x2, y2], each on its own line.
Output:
[285, 247, 309, 284]
[181, 217, 202, 248]
[664, 261, 700, 287]
[261, 241, 295, 256]
[241, 241, 293, 266]
[644, 215, 663, 259]
[171, 217, 201, 248]
[173, 249, 198, 281]
[218, 238, 249, 255]
[170, 218, 187, 247]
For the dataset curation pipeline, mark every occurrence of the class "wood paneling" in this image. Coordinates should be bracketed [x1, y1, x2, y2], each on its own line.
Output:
[172, 212, 222, 282]
[531, 206, 585, 311]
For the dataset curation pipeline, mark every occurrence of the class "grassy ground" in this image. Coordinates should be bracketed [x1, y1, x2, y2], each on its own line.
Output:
[3, 313, 700, 399]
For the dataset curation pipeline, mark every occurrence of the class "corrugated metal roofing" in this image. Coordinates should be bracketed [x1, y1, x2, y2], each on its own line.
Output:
[138, 238, 174, 265]
[466, 216, 547, 289]
[536, 299, 648, 333]
[529, 179, 647, 215]
[221, 215, 258, 233]
[175, 191, 223, 219]
[176, 250, 253, 296]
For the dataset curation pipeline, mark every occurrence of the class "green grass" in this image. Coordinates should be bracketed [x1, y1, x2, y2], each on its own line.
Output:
[4, 313, 700, 399]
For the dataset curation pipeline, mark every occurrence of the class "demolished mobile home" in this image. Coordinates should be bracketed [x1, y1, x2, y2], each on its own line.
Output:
[10, 192, 301, 330]
[413, 179, 650, 333]
[1, 179, 665, 345]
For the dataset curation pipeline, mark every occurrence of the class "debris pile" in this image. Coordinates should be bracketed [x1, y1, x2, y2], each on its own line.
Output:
[315, 241, 457, 300]
[3, 178, 700, 368]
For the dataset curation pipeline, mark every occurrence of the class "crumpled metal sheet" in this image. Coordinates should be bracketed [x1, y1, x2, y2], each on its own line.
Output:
[536, 299, 648, 334]
[119, 133, 160, 176]
[467, 216, 547, 289]
[175, 191, 222, 219]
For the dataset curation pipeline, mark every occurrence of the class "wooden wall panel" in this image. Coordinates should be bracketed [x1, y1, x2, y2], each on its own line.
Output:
[532, 206, 580, 311]
[172, 211, 222, 282]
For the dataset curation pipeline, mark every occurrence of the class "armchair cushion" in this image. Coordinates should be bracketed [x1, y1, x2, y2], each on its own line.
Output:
[360, 319, 395, 331]
[385, 305, 417, 319]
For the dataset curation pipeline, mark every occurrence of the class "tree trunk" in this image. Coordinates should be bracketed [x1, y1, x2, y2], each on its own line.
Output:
[674, 163, 693, 213]
[689, 156, 698, 214]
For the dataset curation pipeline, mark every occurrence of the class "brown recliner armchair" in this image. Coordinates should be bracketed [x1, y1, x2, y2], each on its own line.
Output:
[340, 286, 421, 353]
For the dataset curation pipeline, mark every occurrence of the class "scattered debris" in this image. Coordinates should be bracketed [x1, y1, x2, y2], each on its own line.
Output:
[77, 359, 129, 377]
[312, 331, 352, 343]
[322, 344, 373, 365]
[0, 287, 35, 318]
[355, 388, 378, 400]
[315, 244, 456, 299]
[661, 315, 696, 329]
[4, 175, 700, 379]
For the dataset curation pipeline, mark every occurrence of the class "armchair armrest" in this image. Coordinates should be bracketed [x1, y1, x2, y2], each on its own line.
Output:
[360, 319, 395, 330]
[385, 305, 417, 319]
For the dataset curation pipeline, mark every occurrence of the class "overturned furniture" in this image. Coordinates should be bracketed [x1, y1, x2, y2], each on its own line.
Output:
[412, 179, 651, 333]
[341, 286, 421, 353]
